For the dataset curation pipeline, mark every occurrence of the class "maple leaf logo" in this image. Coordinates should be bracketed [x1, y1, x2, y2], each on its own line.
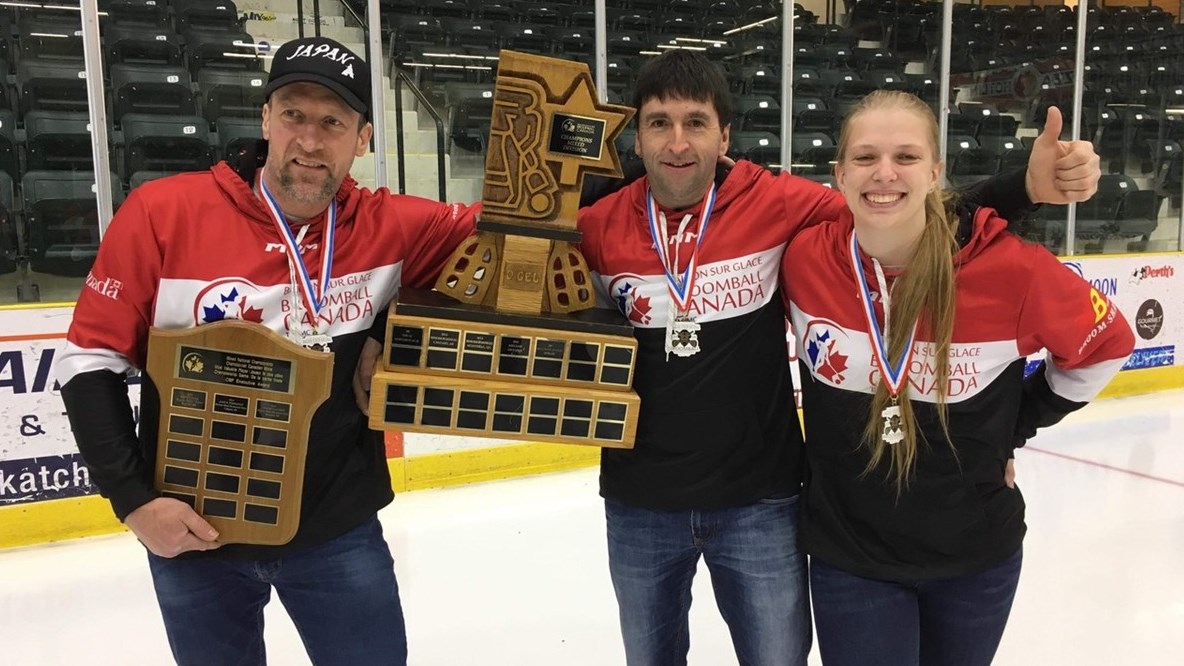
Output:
[241, 300, 264, 323]
[820, 341, 848, 382]
[202, 304, 227, 322]
[193, 279, 267, 326]
[615, 280, 652, 325]
[629, 293, 652, 325]
[198, 284, 266, 324]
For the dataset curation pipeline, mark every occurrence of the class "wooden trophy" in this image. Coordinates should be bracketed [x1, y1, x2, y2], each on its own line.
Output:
[145, 320, 333, 545]
[369, 50, 641, 448]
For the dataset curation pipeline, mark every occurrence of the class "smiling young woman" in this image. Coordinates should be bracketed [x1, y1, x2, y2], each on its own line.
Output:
[780, 90, 1135, 666]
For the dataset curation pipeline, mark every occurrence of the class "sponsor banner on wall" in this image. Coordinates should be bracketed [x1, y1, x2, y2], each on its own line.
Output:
[0, 453, 94, 504]
[1063, 254, 1181, 369]
[950, 58, 1074, 112]
[0, 308, 135, 505]
[239, 10, 347, 27]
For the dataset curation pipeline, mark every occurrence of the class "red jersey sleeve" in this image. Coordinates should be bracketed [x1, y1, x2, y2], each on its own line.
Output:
[390, 197, 480, 290]
[1016, 247, 1135, 402]
[60, 189, 165, 378]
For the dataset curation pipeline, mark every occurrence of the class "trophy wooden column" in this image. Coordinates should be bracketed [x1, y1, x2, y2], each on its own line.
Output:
[369, 51, 642, 448]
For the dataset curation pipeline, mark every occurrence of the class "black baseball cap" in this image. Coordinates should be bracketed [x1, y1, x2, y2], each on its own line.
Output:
[265, 37, 371, 119]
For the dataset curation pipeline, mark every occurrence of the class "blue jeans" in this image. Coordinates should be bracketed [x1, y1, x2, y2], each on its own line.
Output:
[810, 548, 1023, 666]
[146, 515, 406, 666]
[605, 496, 810, 666]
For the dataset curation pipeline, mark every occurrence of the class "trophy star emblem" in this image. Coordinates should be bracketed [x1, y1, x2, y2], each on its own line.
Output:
[539, 70, 633, 186]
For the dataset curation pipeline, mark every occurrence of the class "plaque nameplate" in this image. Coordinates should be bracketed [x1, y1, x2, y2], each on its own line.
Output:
[548, 113, 606, 160]
[177, 346, 294, 393]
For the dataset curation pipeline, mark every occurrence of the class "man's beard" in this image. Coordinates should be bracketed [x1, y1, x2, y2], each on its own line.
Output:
[278, 162, 338, 205]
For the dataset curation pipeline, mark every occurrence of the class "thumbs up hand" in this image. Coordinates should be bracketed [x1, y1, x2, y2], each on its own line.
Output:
[1025, 106, 1101, 204]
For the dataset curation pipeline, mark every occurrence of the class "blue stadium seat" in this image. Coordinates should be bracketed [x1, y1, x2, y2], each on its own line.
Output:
[174, 0, 241, 33]
[111, 64, 196, 126]
[0, 172, 14, 275]
[736, 96, 781, 133]
[119, 113, 214, 183]
[106, 0, 171, 28]
[1115, 188, 1161, 249]
[17, 59, 89, 116]
[215, 116, 263, 162]
[197, 69, 268, 126]
[0, 110, 15, 179]
[184, 29, 263, 76]
[22, 170, 124, 277]
[23, 110, 95, 171]
[105, 23, 183, 67]
[19, 20, 85, 62]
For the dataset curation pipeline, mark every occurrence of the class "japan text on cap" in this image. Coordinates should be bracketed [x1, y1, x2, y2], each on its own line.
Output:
[264, 37, 371, 119]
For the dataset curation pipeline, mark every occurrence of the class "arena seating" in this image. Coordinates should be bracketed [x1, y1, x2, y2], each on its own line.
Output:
[1, 0, 1180, 281]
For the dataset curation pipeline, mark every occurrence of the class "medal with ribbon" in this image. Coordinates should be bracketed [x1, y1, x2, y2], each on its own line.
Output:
[848, 232, 918, 445]
[259, 177, 336, 352]
[646, 183, 717, 360]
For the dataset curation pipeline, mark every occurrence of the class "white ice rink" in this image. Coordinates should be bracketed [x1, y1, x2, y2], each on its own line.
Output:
[3, 389, 1183, 665]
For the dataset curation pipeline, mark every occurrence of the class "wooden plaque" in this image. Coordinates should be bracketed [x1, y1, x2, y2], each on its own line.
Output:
[145, 320, 333, 545]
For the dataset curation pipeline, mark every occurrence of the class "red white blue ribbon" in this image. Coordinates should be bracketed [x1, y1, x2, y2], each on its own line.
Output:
[259, 177, 336, 332]
[645, 183, 717, 312]
[848, 232, 918, 398]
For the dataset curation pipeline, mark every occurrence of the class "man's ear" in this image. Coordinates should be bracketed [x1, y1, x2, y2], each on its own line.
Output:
[261, 103, 271, 140]
[356, 121, 373, 157]
[719, 123, 731, 158]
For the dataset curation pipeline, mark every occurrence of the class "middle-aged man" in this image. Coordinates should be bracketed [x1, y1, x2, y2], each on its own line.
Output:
[57, 38, 479, 665]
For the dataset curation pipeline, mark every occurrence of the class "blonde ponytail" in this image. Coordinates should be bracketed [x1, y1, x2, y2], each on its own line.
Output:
[835, 91, 960, 493]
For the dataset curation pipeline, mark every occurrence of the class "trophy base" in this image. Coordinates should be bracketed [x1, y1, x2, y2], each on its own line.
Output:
[369, 371, 638, 449]
[372, 288, 640, 448]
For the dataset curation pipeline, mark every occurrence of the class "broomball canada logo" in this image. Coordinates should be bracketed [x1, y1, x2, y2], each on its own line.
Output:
[1135, 299, 1164, 340]
[609, 274, 653, 325]
[194, 279, 267, 325]
[804, 319, 850, 384]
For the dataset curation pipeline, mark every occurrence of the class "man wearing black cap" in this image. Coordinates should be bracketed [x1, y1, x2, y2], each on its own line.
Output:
[57, 37, 478, 665]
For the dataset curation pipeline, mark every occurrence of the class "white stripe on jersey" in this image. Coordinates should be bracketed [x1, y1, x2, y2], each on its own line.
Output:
[595, 245, 784, 329]
[1046, 355, 1127, 403]
[789, 303, 1021, 404]
[55, 342, 135, 386]
[152, 264, 402, 337]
